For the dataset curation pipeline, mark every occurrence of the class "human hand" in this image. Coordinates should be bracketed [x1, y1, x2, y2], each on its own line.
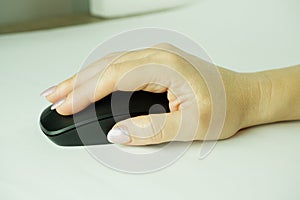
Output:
[40, 43, 283, 145]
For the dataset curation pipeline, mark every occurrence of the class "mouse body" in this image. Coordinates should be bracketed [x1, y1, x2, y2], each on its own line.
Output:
[39, 91, 169, 146]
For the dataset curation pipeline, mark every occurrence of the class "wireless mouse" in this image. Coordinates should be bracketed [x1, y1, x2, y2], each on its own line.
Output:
[39, 91, 170, 146]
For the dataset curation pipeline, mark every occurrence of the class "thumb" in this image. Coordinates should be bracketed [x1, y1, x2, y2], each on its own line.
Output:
[107, 111, 181, 146]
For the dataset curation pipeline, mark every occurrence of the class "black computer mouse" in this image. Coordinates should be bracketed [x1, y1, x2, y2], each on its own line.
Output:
[39, 91, 170, 146]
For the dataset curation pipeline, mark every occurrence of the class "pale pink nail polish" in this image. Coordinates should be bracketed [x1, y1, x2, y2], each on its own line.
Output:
[40, 86, 57, 97]
[107, 127, 130, 144]
[51, 98, 66, 110]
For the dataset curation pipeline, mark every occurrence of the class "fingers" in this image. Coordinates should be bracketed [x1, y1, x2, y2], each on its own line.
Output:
[55, 63, 163, 115]
[44, 45, 190, 116]
[41, 44, 177, 101]
[42, 76, 75, 104]
[107, 112, 182, 146]
[55, 66, 116, 115]
[56, 54, 179, 115]
[42, 52, 125, 103]
[42, 49, 155, 105]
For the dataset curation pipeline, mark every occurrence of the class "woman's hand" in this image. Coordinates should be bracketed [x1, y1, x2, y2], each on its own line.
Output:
[41, 43, 300, 145]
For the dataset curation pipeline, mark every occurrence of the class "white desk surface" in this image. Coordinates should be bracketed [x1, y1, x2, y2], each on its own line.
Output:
[0, 0, 299, 199]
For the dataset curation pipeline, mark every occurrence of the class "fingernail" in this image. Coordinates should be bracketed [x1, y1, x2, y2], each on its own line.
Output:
[40, 86, 57, 97]
[51, 98, 66, 110]
[107, 127, 131, 144]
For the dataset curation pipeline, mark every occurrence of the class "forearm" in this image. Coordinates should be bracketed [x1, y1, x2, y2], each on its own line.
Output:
[238, 65, 300, 128]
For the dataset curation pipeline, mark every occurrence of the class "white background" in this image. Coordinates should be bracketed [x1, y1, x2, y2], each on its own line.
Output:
[0, 0, 299, 199]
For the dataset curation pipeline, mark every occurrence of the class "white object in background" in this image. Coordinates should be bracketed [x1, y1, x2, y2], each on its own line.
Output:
[89, 0, 195, 18]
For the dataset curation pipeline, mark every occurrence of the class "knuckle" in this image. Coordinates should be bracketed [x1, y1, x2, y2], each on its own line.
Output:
[106, 51, 122, 58]
[126, 115, 165, 145]
[150, 50, 180, 65]
[58, 76, 75, 92]
[153, 43, 176, 50]
[198, 97, 212, 126]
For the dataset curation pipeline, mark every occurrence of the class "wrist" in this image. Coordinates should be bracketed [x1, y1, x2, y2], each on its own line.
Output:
[239, 67, 300, 129]
[261, 67, 300, 122]
[239, 71, 276, 128]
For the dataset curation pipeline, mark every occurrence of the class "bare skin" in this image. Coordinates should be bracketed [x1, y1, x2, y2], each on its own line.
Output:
[41, 44, 300, 145]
